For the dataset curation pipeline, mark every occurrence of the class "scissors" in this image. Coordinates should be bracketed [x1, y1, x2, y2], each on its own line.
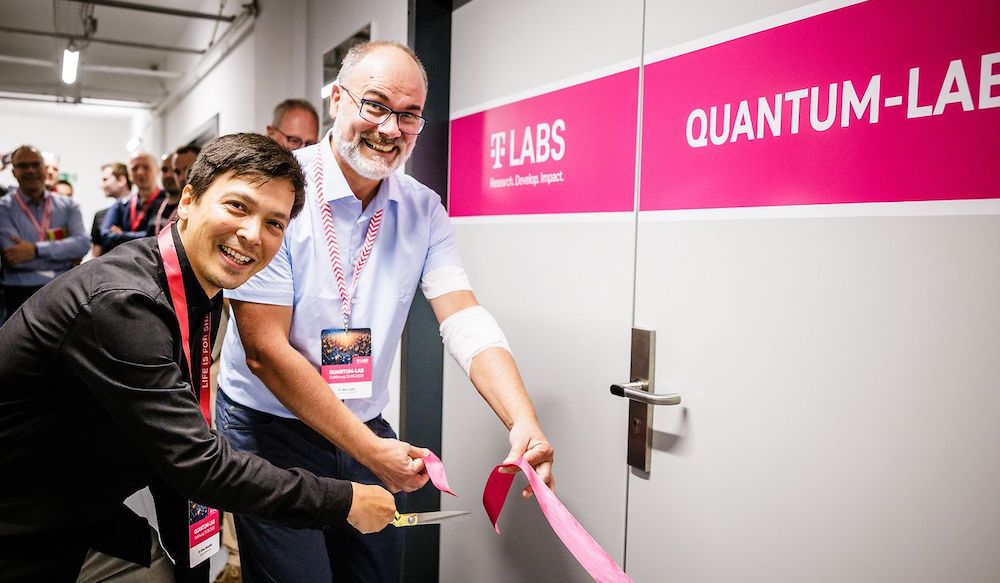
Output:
[391, 510, 470, 527]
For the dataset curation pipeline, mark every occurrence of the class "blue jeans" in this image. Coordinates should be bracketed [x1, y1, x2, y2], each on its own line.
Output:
[216, 390, 404, 583]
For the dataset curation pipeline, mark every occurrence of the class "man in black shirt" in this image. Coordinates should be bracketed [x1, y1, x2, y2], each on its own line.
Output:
[0, 133, 396, 581]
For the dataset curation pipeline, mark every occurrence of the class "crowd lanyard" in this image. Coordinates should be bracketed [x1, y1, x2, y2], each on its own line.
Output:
[312, 154, 383, 330]
[152, 198, 173, 235]
[129, 188, 161, 232]
[157, 226, 213, 425]
[14, 190, 52, 241]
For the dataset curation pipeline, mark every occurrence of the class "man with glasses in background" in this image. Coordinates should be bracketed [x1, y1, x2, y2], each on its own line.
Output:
[266, 98, 320, 151]
[0, 145, 88, 317]
[218, 40, 556, 582]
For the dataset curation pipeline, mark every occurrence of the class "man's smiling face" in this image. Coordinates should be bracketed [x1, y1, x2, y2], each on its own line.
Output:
[329, 46, 427, 183]
[176, 172, 294, 297]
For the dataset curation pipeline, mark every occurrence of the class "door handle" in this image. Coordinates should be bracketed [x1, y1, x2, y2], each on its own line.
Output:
[610, 382, 681, 406]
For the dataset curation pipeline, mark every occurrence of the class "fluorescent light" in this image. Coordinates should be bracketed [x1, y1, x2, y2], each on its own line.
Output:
[62, 47, 79, 85]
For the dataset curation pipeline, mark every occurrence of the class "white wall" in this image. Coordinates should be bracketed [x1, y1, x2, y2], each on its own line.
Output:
[0, 99, 134, 235]
[145, 0, 308, 154]
[306, 0, 408, 127]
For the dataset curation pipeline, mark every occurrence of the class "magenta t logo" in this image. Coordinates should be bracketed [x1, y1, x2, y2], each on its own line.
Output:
[489, 132, 506, 169]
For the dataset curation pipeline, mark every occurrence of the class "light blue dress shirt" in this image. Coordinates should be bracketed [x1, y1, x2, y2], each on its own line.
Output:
[0, 189, 89, 287]
[221, 132, 463, 422]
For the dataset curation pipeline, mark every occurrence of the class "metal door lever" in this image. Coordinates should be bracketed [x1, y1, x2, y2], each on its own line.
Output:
[610, 382, 681, 406]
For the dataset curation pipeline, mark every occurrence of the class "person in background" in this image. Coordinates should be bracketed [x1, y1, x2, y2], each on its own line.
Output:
[43, 151, 60, 191]
[0, 145, 89, 316]
[150, 146, 201, 236]
[266, 98, 320, 151]
[100, 152, 164, 253]
[160, 153, 181, 198]
[0, 133, 396, 582]
[54, 179, 74, 197]
[91, 162, 132, 259]
[173, 146, 200, 189]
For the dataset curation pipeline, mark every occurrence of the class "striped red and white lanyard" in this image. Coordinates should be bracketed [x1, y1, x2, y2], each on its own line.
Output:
[152, 198, 173, 235]
[157, 226, 213, 425]
[128, 188, 161, 232]
[14, 190, 52, 241]
[312, 154, 383, 330]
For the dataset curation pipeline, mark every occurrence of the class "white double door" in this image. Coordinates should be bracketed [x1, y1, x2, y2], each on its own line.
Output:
[441, 1, 1000, 581]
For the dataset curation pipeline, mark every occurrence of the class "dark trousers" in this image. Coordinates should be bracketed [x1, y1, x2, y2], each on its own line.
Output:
[2, 285, 44, 317]
[216, 389, 404, 583]
[0, 531, 89, 582]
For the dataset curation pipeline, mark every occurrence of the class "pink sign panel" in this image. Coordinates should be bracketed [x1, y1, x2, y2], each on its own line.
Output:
[640, 0, 1000, 211]
[449, 69, 639, 217]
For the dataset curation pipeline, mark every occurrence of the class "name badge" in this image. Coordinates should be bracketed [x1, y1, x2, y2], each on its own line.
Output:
[188, 502, 220, 566]
[321, 327, 373, 400]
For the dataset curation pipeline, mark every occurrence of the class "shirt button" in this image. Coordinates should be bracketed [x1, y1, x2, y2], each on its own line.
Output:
[351, 298, 358, 304]
[322, 525, 330, 531]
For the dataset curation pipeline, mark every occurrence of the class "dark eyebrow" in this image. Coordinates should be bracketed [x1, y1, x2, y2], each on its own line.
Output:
[363, 89, 423, 114]
[224, 190, 290, 223]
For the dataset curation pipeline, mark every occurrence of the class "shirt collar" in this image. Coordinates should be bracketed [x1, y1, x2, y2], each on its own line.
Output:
[318, 128, 404, 206]
[15, 188, 51, 206]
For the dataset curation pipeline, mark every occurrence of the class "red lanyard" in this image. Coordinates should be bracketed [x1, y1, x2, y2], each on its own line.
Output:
[14, 190, 52, 241]
[312, 153, 383, 330]
[157, 226, 213, 425]
[129, 188, 161, 232]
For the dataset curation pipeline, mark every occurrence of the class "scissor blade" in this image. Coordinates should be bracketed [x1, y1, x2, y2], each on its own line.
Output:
[392, 510, 470, 527]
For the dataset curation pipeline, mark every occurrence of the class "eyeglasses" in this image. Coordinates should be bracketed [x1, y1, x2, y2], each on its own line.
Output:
[271, 126, 317, 149]
[340, 86, 427, 135]
[13, 161, 43, 170]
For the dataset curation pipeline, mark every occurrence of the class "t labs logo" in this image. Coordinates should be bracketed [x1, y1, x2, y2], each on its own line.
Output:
[489, 120, 566, 169]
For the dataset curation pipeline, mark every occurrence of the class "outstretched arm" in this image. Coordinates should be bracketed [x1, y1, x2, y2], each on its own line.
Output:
[429, 289, 554, 497]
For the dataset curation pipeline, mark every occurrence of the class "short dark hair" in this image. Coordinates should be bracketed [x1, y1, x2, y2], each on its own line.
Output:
[11, 145, 42, 162]
[175, 144, 201, 157]
[102, 162, 132, 190]
[186, 133, 305, 218]
[272, 99, 319, 128]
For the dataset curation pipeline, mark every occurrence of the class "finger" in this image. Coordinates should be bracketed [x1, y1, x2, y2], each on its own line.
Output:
[502, 441, 526, 466]
[521, 442, 553, 467]
[409, 456, 426, 474]
[407, 444, 431, 460]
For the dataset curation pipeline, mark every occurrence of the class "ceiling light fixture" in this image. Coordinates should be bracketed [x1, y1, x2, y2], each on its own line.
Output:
[61, 43, 80, 85]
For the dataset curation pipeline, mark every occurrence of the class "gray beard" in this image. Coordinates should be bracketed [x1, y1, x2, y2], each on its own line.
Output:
[331, 116, 411, 180]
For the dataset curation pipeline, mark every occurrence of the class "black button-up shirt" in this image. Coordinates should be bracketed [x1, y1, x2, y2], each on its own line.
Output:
[0, 226, 350, 558]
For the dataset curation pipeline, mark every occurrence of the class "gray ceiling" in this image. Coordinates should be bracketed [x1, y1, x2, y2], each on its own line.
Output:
[0, 0, 248, 105]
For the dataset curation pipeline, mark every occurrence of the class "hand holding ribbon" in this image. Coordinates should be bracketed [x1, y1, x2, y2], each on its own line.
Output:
[500, 420, 555, 498]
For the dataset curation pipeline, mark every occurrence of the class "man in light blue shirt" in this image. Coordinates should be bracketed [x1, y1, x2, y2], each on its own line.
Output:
[0, 145, 88, 316]
[218, 41, 555, 582]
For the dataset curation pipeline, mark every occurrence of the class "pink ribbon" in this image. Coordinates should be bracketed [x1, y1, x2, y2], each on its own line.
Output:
[483, 457, 633, 583]
[422, 451, 456, 496]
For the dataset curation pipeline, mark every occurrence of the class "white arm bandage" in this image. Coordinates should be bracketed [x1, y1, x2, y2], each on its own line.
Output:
[439, 305, 512, 376]
[420, 265, 472, 299]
